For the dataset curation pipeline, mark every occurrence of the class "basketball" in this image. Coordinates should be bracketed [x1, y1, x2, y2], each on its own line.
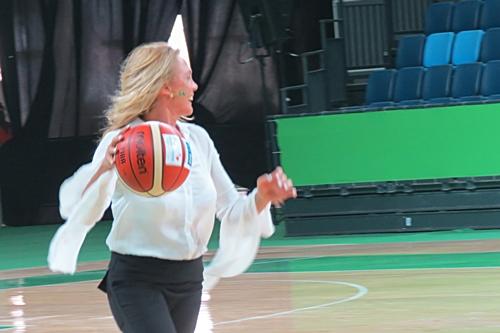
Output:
[115, 121, 192, 197]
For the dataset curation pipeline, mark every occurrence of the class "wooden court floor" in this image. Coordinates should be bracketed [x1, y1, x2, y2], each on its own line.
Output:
[2, 240, 500, 332]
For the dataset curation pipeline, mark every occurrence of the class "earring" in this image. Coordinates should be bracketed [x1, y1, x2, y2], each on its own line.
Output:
[169, 92, 174, 99]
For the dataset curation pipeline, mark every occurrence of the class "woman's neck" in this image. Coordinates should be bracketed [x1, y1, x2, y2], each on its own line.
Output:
[144, 98, 178, 126]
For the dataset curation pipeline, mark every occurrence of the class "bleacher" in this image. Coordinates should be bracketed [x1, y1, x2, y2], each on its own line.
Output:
[280, 0, 500, 114]
[270, 0, 500, 236]
[361, 0, 500, 110]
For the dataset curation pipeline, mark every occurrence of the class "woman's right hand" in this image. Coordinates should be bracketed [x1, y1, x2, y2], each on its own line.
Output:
[101, 126, 130, 172]
[83, 126, 130, 195]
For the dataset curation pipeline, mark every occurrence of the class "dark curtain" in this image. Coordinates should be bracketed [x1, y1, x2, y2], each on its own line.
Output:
[0, 0, 44, 137]
[182, 0, 280, 187]
[0, 0, 181, 139]
[0, 0, 180, 226]
[60, 0, 182, 137]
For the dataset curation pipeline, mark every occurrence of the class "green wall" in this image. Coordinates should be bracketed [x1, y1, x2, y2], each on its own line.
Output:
[274, 104, 500, 186]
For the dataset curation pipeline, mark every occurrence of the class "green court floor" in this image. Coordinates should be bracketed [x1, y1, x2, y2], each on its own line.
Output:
[1, 222, 500, 291]
[2, 221, 500, 271]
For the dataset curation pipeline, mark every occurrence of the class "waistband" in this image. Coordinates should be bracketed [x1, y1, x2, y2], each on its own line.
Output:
[107, 251, 204, 284]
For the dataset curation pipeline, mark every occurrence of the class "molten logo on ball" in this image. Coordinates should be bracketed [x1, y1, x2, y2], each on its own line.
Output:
[135, 130, 148, 175]
[115, 122, 191, 197]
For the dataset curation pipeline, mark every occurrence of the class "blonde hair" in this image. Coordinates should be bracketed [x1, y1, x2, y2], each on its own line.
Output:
[102, 42, 180, 136]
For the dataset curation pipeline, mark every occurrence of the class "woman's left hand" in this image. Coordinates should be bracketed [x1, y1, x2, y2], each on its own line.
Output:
[255, 166, 297, 212]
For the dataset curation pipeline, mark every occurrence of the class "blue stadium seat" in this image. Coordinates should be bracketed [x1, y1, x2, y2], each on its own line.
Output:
[423, 32, 455, 67]
[365, 69, 397, 107]
[480, 28, 500, 62]
[452, 30, 484, 65]
[396, 35, 426, 69]
[424, 2, 455, 34]
[480, 0, 500, 30]
[422, 65, 453, 102]
[480, 60, 500, 100]
[451, 63, 483, 101]
[452, 0, 482, 32]
[393, 67, 424, 105]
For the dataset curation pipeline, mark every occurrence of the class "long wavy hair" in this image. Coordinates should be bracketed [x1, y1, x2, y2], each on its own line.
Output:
[102, 42, 180, 136]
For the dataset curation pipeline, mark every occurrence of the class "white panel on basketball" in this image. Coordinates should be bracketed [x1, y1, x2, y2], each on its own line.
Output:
[148, 121, 165, 197]
[162, 134, 183, 166]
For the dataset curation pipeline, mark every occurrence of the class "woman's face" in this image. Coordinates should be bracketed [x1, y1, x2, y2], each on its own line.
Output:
[168, 57, 198, 117]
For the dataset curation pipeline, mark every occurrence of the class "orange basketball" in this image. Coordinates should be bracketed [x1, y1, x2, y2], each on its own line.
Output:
[115, 121, 192, 197]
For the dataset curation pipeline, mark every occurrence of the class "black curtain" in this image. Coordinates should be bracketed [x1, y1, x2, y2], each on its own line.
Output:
[0, 0, 180, 226]
[182, 0, 280, 187]
[0, 0, 286, 225]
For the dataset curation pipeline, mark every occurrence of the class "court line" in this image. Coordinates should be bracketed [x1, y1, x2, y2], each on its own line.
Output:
[258, 243, 357, 248]
[245, 265, 500, 275]
[2, 256, 499, 291]
[213, 279, 368, 326]
[0, 315, 69, 323]
[2, 265, 499, 292]
[252, 255, 329, 265]
[87, 279, 368, 325]
[250, 254, 500, 271]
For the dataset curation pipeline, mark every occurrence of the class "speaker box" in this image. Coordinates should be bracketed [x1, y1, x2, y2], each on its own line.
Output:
[238, 0, 294, 50]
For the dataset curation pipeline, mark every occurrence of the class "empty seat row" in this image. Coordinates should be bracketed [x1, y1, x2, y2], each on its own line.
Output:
[425, 0, 500, 34]
[396, 27, 500, 68]
[366, 61, 500, 108]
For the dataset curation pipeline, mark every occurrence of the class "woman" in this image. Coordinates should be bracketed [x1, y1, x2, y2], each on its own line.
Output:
[48, 42, 296, 333]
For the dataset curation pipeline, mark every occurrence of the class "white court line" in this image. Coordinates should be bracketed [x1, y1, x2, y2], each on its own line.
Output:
[258, 243, 357, 248]
[214, 279, 368, 326]
[0, 315, 68, 323]
[89, 316, 113, 321]
[88, 279, 368, 325]
[0, 279, 102, 291]
[244, 265, 500, 275]
[260, 236, 497, 249]
[252, 255, 329, 265]
[252, 255, 500, 269]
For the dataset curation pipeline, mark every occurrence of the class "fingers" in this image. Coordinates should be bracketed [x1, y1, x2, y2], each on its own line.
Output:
[268, 167, 297, 205]
[105, 145, 116, 166]
[105, 127, 128, 167]
[111, 126, 130, 148]
[108, 137, 120, 160]
[119, 125, 131, 135]
[256, 166, 297, 209]
[272, 167, 290, 191]
[110, 133, 124, 147]
[110, 126, 130, 149]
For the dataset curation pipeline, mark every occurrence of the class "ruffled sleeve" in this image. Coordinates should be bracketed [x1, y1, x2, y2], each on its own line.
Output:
[47, 131, 118, 274]
[201, 131, 275, 291]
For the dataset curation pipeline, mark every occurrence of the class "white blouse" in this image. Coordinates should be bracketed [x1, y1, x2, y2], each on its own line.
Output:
[48, 119, 274, 291]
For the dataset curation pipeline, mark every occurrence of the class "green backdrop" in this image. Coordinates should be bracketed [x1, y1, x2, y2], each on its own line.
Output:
[274, 103, 500, 186]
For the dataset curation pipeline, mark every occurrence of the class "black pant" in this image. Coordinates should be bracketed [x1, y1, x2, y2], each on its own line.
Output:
[99, 252, 204, 333]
